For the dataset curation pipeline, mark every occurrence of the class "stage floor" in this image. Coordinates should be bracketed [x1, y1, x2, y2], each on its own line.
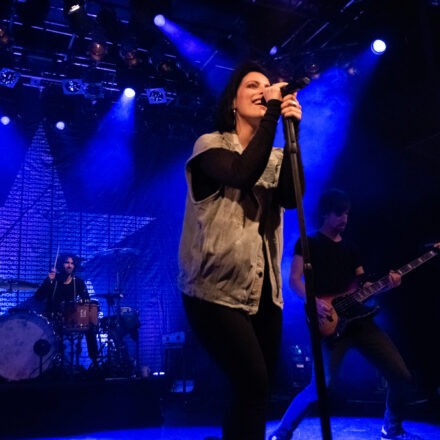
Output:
[18, 417, 440, 440]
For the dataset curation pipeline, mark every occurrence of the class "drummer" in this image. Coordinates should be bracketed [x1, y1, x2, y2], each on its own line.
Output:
[35, 254, 88, 312]
[35, 253, 98, 363]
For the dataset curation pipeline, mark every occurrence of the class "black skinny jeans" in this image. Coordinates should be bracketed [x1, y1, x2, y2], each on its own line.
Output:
[182, 281, 282, 440]
[277, 318, 412, 436]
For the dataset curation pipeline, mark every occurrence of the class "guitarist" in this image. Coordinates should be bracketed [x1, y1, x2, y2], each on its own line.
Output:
[270, 189, 421, 440]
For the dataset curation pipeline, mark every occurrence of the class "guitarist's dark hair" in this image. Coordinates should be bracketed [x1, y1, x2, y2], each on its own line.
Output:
[318, 188, 351, 219]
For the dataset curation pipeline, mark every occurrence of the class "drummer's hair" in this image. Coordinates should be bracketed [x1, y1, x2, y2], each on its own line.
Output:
[56, 253, 80, 273]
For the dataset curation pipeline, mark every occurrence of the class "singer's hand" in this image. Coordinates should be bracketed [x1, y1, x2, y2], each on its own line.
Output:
[262, 81, 288, 103]
[281, 92, 302, 121]
[48, 270, 56, 281]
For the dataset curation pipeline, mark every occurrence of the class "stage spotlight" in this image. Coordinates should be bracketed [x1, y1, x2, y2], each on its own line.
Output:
[269, 46, 278, 56]
[64, 0, 83, 15]
[371, 39, 386, 55]
[88, 39, 107, 62]
[123, 87, 135, 98]
[1, 115, 10, 125]
[55, 121, 66, 130]
[62, 79, 83, 95]
[146, 88, 167, 104]
[0, 68, 20, 88]
[119, 39, 140, 68]
[154, 14, 166, 27]
[64, 0, 92, 37]
[304, 57, 320, 79]
[0, 24, 9, 47]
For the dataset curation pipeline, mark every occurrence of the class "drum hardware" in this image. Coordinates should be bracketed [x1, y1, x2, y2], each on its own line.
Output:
[93, 305, 140, 378]
[81, 247, 140, 377]
[62, 299, 99, 331]
[34, 338, 52, 376]
[0, 312, 57, 381]
[0, 278, 40, 292]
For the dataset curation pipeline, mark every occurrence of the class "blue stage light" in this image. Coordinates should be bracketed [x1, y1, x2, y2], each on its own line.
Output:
[1, 116, 10, 125]
[269, 46, 278, 56]
[154, 14, 165, 27]
[123, 88, 136, 98]
[62, 79, 83, 95]
[56, 121, 65, 130]
[0, 68, 20, 88]
[371, 39, 386, 55]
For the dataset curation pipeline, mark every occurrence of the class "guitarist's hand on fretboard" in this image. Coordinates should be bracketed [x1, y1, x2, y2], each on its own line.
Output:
[386, 270, 402, 290]
[316, 298, 333, 320]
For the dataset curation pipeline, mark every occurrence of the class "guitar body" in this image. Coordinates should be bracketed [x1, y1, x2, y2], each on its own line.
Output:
[311, 244, 439, 340]
[318, 293, 380, 339]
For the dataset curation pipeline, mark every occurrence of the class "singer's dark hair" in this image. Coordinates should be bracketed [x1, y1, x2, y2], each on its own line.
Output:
[56, 253, 81, 273]
[318, 189, 351, 219]
[215, 61, 271, 133]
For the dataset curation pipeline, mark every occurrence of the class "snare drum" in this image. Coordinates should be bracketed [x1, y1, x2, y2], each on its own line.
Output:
[0, 312, 57, 381]
[63, 299, 99, 331]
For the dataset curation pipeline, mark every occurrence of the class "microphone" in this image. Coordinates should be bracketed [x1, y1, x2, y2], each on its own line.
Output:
[281, 77, 311, 96]
[261, 77, 311, 106]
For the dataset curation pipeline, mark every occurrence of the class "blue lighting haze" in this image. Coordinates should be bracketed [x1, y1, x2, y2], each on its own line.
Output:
[77, 90, 135, 195]
[156, 17, 233, 93]
[270, 46, 278, 56]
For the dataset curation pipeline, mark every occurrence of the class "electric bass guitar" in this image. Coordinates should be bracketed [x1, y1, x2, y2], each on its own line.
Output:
[318, 243, 439, 339]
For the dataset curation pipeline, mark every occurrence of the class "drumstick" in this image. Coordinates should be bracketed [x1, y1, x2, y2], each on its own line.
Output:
[53, 245, 60, 271]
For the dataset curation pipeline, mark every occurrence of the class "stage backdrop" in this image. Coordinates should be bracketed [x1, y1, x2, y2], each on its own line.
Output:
[0, 120, 190, 371]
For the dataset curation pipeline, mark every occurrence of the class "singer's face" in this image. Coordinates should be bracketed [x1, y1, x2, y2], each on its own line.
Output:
[233, 72, 270, 124]
[63, 257, 75, 275]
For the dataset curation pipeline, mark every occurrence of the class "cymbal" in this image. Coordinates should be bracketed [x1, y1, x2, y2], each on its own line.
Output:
[0, 279, 39, 292]
[92, 248, 140, 257]
[93, 293, 124, 299]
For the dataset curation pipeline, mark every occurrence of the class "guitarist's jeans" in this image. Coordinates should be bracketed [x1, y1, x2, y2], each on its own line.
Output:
[276, 318, 412, 437]
[182, 280, 282, 440]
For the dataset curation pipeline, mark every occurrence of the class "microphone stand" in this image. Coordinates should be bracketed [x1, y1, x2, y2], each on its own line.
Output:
[283, 114, 332, 440]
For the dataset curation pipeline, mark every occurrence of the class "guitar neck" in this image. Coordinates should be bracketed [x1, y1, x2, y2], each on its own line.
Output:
[354, 249, 438, 303]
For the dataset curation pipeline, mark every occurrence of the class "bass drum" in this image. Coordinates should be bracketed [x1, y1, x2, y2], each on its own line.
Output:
[0, 312, 57, 381]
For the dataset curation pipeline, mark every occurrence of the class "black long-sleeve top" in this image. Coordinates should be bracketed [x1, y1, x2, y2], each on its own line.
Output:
[190, 99, 305, 208]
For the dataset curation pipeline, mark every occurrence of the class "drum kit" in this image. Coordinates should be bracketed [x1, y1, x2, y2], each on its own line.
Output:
[0, 248, 141, 382]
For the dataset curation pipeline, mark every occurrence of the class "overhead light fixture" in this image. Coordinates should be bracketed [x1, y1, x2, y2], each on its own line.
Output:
[64, 0, 83, 15]
[304, 56, 320, 79]
[119, 39, 139, 68]
[55, 121, 66, 130]
[146, 88, 167, 104]
[269, 46, 278, 56]
[371, 39, 386, 55]
[62, 78, 83, 95]
[0, 68, 20, 88]
[123, 88, 136, 98]
[83, 82, 104, 100]
[64, 0, 92, 36]
[154, 15, 166, 28]
[0, 24, 9, 46]
[1, 115, 11, 125]
[88, 32, 107, 62]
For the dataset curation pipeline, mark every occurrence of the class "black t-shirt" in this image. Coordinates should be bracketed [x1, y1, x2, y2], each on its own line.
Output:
[294, 232, 361, 297]
[35, 275, 89, 314]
